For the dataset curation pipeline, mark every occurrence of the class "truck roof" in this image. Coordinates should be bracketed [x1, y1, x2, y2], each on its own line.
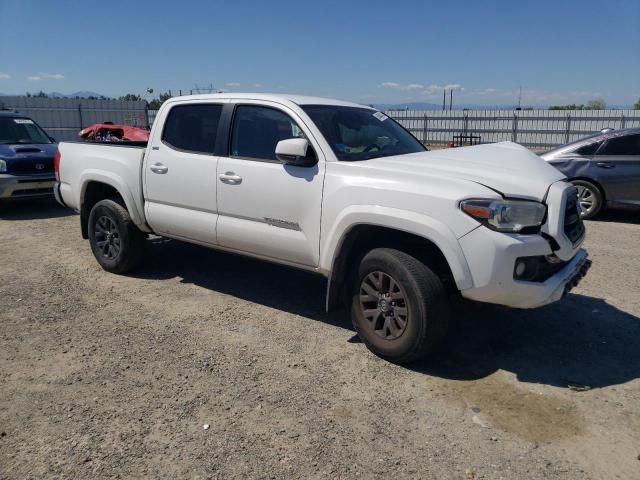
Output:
[166, 92, 372, 109]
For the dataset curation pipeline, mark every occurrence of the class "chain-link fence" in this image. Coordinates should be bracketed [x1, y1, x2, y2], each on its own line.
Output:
[126, 105, 640, 152]
[386, 109, 640, 151]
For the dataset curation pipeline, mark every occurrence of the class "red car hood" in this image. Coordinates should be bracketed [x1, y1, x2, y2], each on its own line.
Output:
[79, 123, 150, 142]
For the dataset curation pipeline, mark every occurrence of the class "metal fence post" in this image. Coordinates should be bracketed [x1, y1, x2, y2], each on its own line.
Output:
[78, 103, 84, 130]
[621, 114, 626, 129]
[422, 114, 428, 145]
[512, 112, 518, 142]
[565, 113, 571, 144]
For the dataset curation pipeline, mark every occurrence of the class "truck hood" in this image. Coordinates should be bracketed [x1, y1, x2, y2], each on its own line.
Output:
[362, 141, 566, 201]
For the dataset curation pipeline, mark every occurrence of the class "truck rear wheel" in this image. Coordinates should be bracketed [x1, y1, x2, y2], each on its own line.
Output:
[351, 248, 449, 364]
[88, 199, 144, 273]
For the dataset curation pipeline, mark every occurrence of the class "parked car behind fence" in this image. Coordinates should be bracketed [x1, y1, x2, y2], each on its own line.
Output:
[541, 128, 640, 219]
[0, 111, 57, 201]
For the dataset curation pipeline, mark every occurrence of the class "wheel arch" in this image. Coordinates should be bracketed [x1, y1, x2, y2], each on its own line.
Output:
[79, 173, 146, 239]
[323, 212, 473, 312]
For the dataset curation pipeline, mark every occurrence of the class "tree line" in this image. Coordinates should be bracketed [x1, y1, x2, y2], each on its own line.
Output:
[23, 91, 172, 110]
[549, 99, 607, 110]
[549, 98, 640, 110]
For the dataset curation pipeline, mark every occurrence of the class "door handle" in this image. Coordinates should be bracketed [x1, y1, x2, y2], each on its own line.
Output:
[150, 162, 168, 174]
[596, 162, 615, 169]
[219, 171, 243, 184]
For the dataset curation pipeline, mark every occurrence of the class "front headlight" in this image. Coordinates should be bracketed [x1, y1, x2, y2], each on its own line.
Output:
[460, 198, 546, 233]
[0, 160, 6, 172]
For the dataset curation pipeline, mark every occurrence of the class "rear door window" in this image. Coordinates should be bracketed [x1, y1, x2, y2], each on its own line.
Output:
[162, 104, 223, 154]
[597, 134, 640, 156]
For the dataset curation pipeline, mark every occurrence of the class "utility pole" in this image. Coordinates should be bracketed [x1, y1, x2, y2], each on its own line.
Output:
[517, 85, 522, 109]
[449, 89, 453, 111]
[442, 89, 446, 111]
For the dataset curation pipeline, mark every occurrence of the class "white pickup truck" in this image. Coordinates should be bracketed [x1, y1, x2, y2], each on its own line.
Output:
[55, 93, 590, 363]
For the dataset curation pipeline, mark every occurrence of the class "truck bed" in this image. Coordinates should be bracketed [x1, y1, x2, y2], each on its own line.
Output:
[57, 141, 148, 230]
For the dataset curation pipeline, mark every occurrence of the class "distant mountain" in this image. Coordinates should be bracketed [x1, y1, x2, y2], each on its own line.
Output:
[372, 102, 442, 110]
[372, 102, 521, 111]
[376, 102, 636, 111]
[374, 102, 527, 111]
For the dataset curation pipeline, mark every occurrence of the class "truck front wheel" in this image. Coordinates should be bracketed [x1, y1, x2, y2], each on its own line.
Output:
[351, 248, 449, 364]
[88, 199, 144, 273]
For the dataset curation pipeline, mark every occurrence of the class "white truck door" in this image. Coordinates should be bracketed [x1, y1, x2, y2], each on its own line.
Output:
[217, 103, 325, 267]
[144, 103, 224, 245]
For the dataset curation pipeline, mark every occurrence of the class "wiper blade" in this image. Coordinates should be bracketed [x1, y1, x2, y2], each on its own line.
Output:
[360, 152, 389, 160]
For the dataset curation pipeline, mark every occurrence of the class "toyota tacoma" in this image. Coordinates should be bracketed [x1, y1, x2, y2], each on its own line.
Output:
[54, 94, 591, 363]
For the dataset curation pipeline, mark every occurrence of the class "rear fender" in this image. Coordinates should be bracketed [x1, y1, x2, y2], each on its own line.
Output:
[79, 170, 147, 229]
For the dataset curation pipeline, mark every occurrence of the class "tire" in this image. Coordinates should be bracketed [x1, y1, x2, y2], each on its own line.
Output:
[571, 179, 603, 220]
[88, 199, 144, 273]
[350, 248, 449, 364]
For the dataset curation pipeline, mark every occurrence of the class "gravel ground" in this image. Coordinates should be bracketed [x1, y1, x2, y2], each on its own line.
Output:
[1, 199, 639, 480]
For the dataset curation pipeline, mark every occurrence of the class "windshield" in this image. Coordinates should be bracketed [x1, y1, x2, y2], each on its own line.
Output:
[0, 117, 53, 144]
[302, 105, 426, 161]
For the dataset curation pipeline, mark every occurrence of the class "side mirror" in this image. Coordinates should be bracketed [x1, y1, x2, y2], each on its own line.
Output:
[275, 138, 317, 167]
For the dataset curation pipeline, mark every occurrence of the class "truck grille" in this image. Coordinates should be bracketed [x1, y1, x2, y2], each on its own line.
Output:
[564, 189, 585, 245]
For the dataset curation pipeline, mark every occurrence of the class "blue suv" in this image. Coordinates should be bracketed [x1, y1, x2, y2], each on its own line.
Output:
[0, 111, 58, 200]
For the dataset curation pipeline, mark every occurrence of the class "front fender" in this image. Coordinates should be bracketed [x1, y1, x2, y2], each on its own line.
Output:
[320, 205, 474, 291]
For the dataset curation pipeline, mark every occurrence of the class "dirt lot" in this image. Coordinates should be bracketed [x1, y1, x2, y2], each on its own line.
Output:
[1, 199, 639, 480]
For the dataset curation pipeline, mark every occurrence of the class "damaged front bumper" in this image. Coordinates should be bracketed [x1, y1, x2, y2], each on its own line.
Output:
[544, 250, 591, 306]
[458, 218, 591, 309]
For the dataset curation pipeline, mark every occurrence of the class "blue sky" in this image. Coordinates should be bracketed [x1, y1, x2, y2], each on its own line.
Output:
[1, 0, 638, 106]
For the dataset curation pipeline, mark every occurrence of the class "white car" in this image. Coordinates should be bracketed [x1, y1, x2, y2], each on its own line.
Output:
[54, 93, 590, 363]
